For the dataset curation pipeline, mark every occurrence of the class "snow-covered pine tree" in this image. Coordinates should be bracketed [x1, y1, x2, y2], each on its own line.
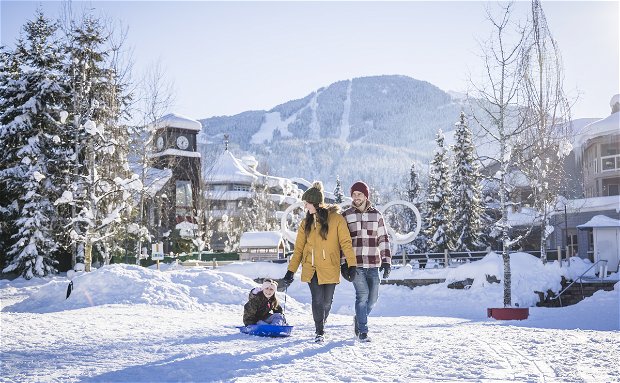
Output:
[424, 129, 454, 252]
[0, 42, 21, 271]
[0, 11, 68, 278]
[57, 14, 136, 271]
[333, 175, 344, 204]
[406, 162, 428, 254]
[450, 112, 485, 252]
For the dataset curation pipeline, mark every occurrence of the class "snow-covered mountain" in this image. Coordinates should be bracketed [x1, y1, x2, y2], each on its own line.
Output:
[198, 75, 470, 195]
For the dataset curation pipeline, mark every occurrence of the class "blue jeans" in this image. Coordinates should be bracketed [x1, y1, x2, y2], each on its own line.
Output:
[352, 267, 380, 334]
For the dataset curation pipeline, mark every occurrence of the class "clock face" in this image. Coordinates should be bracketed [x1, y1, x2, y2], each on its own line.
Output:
[176, 135, 189, 150]
[156, 136, 164, 150]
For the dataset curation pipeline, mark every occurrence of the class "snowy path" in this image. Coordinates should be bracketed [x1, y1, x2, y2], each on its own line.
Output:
[1, 262, 618, 383]
[2, 302, 617, 382]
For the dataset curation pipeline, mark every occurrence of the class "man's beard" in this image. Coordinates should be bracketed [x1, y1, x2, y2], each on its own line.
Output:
[353, 199, 365, 208]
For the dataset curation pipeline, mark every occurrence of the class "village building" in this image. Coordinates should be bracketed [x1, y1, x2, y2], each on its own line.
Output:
[202, 137, 303, 251]
[546, 95, 620, 270]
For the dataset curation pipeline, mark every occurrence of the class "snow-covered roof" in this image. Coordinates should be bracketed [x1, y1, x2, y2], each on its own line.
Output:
[239, 231, 284, 248]
[203, 150, 301, 198]
[573, 111, 619, 149]
[507, 207, 540, 227]
[152, 113, 202, 132]
[577, 215, 620, 228]
[554, 195, 620, 215]
[143, 167, 173, 197]
[204, 150, 257, 184]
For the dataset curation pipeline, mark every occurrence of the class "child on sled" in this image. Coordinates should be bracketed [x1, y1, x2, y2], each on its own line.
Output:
[243, 278, 287, 326]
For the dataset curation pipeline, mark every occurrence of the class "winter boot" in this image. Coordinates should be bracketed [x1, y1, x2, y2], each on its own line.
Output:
[315, 333, 325, 343]
[358, 333, 370, 342]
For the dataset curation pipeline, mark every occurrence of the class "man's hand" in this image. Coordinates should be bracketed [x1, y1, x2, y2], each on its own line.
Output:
[379, 262, 391, 279]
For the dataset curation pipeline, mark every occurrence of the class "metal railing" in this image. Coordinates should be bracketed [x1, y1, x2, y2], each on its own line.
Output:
[549, 259, 608, 307]
[393, 247, 577, 268]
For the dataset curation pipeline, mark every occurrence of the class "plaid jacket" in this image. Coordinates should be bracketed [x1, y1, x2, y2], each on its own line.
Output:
[341, 203, 391, 268]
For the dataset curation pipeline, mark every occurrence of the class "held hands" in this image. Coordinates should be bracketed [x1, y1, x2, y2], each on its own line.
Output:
[341, 263, 357, 282]
[379, 262, 391, 279]
[348, 266, 357, 281]
[282, 270, 294, 287]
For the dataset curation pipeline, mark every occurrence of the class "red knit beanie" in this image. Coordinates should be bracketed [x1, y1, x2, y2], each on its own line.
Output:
[350, 181, 370, 199]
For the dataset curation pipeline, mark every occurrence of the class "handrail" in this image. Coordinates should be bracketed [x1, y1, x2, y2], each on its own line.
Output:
[549, 259, 608, 307]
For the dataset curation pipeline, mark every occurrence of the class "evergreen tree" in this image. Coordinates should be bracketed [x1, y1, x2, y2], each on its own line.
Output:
[407, 162, 421, 203]
[333, 175, 344, 204]
[0, 11, 68, 278]
[424, 129, 454, 252]
[406, 162, 427, 253]
[450, 112, 485, 251]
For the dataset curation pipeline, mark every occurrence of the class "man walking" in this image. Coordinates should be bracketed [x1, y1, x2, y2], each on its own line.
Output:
[341, 181, 391, 342]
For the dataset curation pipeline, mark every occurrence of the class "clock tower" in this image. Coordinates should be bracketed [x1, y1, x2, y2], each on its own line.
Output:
[150, 113, 202, 240]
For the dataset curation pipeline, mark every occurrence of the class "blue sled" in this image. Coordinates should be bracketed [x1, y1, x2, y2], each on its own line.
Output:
[237, 324, 293, 337]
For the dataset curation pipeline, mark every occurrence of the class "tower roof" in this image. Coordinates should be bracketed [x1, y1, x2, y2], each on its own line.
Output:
[153, 113, 202, 132]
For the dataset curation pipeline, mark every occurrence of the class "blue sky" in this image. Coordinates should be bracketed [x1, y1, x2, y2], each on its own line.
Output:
[2, 1, 618, 120]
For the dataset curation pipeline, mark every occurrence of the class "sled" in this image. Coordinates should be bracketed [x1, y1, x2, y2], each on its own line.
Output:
[236, 324, 293, 337]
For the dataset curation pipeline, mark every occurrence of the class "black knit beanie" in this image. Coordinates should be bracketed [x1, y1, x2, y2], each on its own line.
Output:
[302, 181, 324, 204]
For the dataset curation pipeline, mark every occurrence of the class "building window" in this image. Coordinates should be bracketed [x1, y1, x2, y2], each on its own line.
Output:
[207, 184, 227, 192]
[232, 184, 251, 192]
[607, 184, 619, 196]
[601, 155, 619, 171]
[601, 143, 620, 156]
[176, 180, 193, 218]
[565, 231, 578, 257]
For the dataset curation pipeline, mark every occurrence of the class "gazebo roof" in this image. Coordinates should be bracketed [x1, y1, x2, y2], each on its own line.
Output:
[239, 231, 284, 248]
[577, 215, 620, 229]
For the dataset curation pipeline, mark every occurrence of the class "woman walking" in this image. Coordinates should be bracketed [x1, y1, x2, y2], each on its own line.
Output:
[282, 181, 357, 343]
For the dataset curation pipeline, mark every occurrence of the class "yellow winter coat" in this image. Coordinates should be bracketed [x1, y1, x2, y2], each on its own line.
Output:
[288, 205, 357, 284]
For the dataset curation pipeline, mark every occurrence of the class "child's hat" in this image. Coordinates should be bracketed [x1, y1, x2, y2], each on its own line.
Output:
[262, 279, 278, 291]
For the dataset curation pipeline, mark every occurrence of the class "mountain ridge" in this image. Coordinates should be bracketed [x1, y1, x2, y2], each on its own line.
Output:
[198, 75, 469, 195]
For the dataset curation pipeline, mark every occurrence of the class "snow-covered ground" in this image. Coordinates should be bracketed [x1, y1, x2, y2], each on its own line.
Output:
[1, 253, 618, 383]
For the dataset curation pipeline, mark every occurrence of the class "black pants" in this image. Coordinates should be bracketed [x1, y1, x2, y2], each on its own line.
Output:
[308, 272, 336, 335]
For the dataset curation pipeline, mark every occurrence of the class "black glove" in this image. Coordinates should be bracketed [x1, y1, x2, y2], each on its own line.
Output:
[340, 263, 349, 280]
[282, 270, 294, 286]
[348, 266, 357, 281]
[379, 262, 391, 279]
